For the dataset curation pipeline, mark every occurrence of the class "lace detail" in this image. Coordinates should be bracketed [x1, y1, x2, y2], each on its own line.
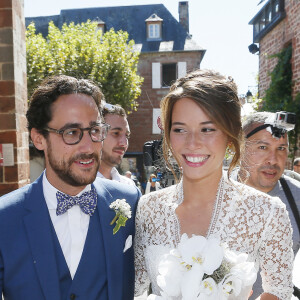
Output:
[134, 174, 294, 299]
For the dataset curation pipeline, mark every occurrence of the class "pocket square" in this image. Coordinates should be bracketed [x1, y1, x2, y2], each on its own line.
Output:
[123, 235, 132, 253]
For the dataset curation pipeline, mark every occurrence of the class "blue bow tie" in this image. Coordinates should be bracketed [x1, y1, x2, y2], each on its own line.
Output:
[56, 188, 97, 216]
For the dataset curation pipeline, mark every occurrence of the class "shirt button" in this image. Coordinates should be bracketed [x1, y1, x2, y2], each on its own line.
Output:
[70, 294, 76, 300]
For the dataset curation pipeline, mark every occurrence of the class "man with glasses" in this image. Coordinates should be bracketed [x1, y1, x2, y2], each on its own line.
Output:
[0, 75, 140, 300]
[97, 103, 136, 186]
[231, 111, 300, 299]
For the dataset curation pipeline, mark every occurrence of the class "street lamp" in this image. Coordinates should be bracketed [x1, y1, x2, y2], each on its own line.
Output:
[246, 90, 253, 103]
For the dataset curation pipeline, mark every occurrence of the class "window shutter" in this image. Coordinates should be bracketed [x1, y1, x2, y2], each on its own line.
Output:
[177, 62, 187, 79]
[152, 62, 161, 88]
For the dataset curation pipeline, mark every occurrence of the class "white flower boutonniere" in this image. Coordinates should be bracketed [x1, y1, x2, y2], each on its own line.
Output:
[109, 199, 132, 234]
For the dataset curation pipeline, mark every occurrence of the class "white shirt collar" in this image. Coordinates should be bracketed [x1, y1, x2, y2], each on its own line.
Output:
[97, 167, 121, 181]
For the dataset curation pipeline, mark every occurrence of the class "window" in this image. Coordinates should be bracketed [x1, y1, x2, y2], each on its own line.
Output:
[93, 18, 105, 35]
[249, 0, 285, 43]
[145, 14, 163, 40]
[149, 24, 160, 39]
[152, 62, 187, 89]
[96, 25, 105, 35]
[162, 64, 176, 87]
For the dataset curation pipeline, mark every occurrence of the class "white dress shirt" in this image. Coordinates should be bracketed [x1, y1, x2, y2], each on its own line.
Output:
[97, 167, 135, 186]
[42, 171, 91, 278]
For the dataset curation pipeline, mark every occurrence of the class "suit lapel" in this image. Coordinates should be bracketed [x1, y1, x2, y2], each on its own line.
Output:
[93, 180, 124, 300]
[23, 176, 61, 300]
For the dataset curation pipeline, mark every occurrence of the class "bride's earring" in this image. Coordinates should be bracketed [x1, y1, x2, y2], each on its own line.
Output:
[225, 143, 235, 160]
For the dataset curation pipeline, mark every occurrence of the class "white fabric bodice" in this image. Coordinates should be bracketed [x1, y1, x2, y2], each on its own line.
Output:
[134, 175, 294, 299]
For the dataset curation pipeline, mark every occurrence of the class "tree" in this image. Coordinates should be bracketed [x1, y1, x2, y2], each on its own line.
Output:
[26, 21, 143, 113]
[259, 44, 300, 160]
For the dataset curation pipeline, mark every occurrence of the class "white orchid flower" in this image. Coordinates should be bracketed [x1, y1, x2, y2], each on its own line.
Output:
[198, 277, 218, 299]
[230, 261, 257, 287]
[218, 274, 243, 299]
[178, 234, 224, 275]
[181, 263, 203, 299]
[157, 253, 184, 297]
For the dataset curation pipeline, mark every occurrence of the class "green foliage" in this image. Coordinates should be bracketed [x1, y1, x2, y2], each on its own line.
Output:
[26, 21, 143, 113]
[259, 44, 300, 159]
[261, 45, 293, 111]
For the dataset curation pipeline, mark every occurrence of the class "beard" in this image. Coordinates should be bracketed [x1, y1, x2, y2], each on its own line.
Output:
[101, 147, 124, 167]
[46, 140, 100, 187]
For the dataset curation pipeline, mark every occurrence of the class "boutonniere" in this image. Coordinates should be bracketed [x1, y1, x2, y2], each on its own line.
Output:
[109, 199, 132, 234]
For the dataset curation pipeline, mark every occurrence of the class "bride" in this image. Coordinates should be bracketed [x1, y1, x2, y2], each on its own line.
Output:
[134, 69, 293, 299]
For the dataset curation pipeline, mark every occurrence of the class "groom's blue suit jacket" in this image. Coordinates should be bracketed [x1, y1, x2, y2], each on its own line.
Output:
[0, 174, 140, 300]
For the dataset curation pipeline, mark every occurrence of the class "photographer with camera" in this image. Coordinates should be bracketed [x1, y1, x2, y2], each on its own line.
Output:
[232, 111, 300, 299]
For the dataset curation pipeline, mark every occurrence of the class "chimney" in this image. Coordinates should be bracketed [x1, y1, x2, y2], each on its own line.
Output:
[178, 1, 189, 33]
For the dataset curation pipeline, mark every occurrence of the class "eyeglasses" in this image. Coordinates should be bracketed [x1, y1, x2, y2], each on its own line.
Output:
[44, 123, 111, 145]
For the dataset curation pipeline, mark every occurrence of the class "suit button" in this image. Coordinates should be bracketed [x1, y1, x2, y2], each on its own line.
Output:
[70, 294, 76, 300]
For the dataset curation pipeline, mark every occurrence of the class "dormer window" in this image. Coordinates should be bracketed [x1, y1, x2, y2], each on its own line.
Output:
[93, 17, 106, 35]
[145, 14, 163, 41]
[149, 24, 160, 39]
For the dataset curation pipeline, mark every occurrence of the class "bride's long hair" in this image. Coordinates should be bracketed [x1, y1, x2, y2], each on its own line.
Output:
[160, 69, 243, 181]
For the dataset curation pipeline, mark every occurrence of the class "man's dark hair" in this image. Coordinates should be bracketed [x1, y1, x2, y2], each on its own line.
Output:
[100, 102, 127, 119]
[26, 75, 104, 136]
[294, 157, 300, 166]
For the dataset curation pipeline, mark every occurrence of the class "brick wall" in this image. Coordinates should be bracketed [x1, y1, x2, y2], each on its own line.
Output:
[258, 0, 300, 159]
[259, 0, 300, 98]
[0, 0, 29, 196]
[127, 51, 202, 152]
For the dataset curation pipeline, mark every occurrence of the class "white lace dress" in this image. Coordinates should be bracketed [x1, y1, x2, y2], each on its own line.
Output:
[134, 175, 294, 299]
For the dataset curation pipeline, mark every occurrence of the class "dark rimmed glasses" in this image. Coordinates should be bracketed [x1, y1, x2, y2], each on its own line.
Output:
[44, 123, 111, 145]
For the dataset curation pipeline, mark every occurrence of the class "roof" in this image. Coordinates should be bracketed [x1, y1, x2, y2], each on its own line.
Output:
[25, 4, 205, 53]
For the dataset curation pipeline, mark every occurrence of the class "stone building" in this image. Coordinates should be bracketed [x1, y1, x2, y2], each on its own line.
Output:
[25, 2, 206, 181]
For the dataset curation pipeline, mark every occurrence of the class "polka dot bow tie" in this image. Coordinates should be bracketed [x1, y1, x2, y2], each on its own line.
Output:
[56, 189, 97, 216]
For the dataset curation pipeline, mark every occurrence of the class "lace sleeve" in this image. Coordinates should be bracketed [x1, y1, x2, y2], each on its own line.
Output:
[259, 197, 294, 299]
[134, 196, 150, 296]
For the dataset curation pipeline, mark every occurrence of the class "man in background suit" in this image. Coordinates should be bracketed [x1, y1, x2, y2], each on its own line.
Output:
[0, 75, 140, 300]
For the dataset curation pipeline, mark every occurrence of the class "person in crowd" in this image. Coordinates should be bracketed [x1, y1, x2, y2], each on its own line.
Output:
[126, 171, 142, 191]
[284, 168, 300, 181]
[0, 75, 140, 300]
[294, 157, 300, 174]
[233, 111, 300, 299]
[144, 174, 161, 194]
[125, 170, 133, 179]
[134, 69, 293, 299]
[97, 103, 135, 186]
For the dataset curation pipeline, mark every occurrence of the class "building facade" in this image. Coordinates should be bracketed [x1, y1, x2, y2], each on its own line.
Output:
[25, 2, 206, 182]
[248, 0, 300, 159]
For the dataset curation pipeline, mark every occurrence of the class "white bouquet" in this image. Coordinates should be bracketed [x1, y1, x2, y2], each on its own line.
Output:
[148, 234, 257, 300]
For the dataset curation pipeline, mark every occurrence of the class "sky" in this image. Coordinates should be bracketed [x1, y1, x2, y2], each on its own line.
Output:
[24, 0, 262, 96]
